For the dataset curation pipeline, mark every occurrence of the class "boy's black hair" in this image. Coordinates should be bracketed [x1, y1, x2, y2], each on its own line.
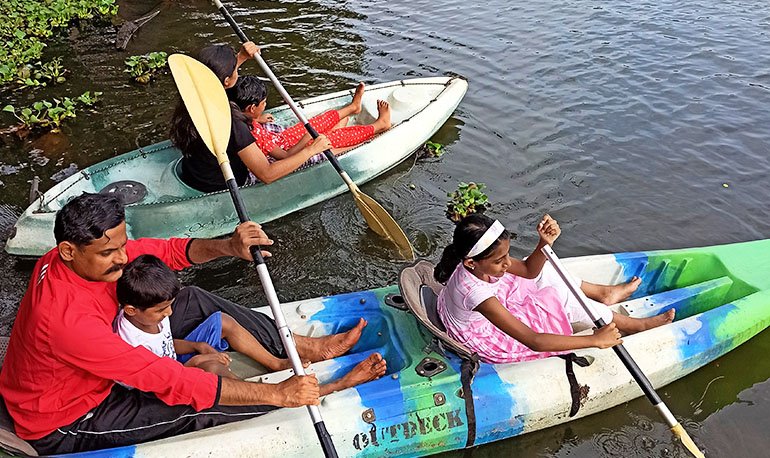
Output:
[117, 255, 181, 310]
[54, 193, 125, 246]
[227, 75, 268, 111]
[434, 213, 511, 284]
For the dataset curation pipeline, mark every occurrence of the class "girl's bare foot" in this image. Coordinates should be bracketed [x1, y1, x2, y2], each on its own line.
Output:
[372, 100, 392, 133]
[612, 309, 675, 334]
[350, 82, 365, 114]
[640, 309, 676, 330]
[598, 277, 642, 305]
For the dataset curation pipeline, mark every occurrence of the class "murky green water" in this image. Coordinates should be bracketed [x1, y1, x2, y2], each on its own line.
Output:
[1, 0, 770, 456]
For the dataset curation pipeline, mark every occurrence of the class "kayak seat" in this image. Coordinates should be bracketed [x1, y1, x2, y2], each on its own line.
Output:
[0, 336, 39, 457]
[399, 261, 478, 361]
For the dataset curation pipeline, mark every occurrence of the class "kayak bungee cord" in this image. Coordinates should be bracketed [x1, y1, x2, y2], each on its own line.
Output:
[167, 54, 339, 458]
[542, 245, 706, 458]
[210, 0, 415, 261]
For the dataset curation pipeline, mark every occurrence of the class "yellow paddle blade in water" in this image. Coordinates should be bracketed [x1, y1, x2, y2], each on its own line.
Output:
[349, 183, 414, 260]
[671, 423, 706, 458]
[168, 54, 231, 165]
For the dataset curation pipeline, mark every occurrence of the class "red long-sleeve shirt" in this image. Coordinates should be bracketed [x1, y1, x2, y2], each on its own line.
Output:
[0, 238, 219, 440]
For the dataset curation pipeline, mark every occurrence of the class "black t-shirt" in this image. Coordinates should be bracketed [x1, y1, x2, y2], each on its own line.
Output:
[180, 116, 255, 193]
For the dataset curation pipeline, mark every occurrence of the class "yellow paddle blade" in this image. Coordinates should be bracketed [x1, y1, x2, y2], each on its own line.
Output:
[168, 54, 231, 165]
[350, 186, 414, 260]
[671, 423, 705, 458]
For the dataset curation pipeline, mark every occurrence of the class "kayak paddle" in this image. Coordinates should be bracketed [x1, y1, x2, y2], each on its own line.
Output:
[168, 53, 339, 458]
[541, 245, 706, 458]
[211, 0, 415, 261]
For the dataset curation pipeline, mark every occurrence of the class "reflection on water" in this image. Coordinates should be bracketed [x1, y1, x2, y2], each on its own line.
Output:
[1, 0, 770, 456]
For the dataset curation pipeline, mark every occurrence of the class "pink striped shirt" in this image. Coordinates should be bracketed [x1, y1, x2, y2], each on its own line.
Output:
[437, 263, 573, 363]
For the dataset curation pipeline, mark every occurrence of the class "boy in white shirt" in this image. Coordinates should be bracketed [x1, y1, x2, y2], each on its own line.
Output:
[115, 255, 303, 378]
[115, 255, 388, 392]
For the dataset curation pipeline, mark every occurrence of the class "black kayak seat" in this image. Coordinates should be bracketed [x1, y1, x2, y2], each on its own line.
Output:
[398, 261, 477, 361]
[0, 336, 39, 457]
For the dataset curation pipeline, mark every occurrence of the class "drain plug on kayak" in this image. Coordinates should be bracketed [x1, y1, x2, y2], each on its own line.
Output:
[416, 357, 446, 377]
[99, 180, 147, 205]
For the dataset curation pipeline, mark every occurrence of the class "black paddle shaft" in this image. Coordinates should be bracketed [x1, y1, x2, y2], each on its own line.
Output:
[225, 179, 265, 266]
[216, 3, 344, 175]
[224, 176, 339, 458]
[594, 317, 661, 404]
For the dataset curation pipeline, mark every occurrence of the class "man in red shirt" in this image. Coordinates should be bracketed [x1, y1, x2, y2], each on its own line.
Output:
[0, 193, 378, 454]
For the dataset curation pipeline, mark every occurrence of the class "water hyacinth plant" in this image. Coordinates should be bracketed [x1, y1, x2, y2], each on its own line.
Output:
[446, 182, 489, 222]
[0, 0, 118, 87]
[2, 91, 102, 134]
[423, 140, 444, 157]
[124, 51, 168, 83]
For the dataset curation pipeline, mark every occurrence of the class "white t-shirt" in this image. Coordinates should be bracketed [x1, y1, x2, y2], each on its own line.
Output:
[114, 309, 177, 360]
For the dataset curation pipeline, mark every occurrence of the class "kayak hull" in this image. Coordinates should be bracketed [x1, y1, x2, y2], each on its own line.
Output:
[39, 239, 770, 457]
[5, 77, 468, 256]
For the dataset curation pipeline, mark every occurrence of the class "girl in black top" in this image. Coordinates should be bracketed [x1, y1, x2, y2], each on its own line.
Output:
[169, 44, 331, 192]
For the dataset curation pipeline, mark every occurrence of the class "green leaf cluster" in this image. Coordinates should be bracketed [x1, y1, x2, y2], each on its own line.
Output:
[446, 182, 489, 222]
[424, 140, 444, 157]
[3, 91, 102, 133]
[16, 57, 70, 87]
[124, 52, 168, 83]
[0, 0, 118, 87]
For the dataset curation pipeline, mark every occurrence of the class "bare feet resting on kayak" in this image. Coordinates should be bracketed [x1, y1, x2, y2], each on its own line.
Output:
[294, 318, 368, 362]
[320, 352, 388, 396]
[581, 276, 643, 306]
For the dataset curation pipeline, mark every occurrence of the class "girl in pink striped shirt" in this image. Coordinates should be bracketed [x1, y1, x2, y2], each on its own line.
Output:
[435, 214, 675, 364]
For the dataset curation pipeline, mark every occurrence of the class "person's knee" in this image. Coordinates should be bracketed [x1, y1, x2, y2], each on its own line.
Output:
[220, 313, 235, 333]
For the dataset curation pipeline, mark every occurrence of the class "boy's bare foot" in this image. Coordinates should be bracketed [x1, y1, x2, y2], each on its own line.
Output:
[320, 353, 387, 395]
[296, 318, 368, 362]
[372, 100, 392, 133]
[598, 277, 642, 305]
[351, 82, 365, 114]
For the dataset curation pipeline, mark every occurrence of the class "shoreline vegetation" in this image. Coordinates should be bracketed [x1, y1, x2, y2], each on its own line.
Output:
[0, 1, 116, 137]
[0, 0, 118, 88]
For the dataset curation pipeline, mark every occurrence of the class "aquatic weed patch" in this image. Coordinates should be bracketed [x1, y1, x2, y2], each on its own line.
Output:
[446, 182, 489, 222]
[3, 91, 102, 135]
[0, 0, 118, 87]
[125, 52, 168, 84]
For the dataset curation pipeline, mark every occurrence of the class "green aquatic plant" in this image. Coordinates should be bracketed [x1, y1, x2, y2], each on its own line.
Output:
[0, 0, 118, 87]
[446, 182, 489, 222]
[423, 140, 444, 157]
[77, 91, 103, 106]
[35, 57, 69, 84]
[124, 52, 168, 83]
[3, 91, 103, 135]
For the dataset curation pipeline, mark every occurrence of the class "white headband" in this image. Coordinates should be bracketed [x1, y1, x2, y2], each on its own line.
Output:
[467, 220, 505, 258]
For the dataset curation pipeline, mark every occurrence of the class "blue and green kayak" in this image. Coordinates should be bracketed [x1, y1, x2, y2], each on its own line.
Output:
[4, 77, 468, 257]
[2, 239, 768, 456]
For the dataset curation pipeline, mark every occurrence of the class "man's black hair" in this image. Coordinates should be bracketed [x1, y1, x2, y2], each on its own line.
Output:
[116, 255, 181, 310]
[227, 75, 268, 111]
[53, 193, 125, 246]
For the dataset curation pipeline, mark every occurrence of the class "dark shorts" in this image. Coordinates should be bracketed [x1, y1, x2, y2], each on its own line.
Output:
[177, 311, 229, 364]
[29, 286, 285, 455]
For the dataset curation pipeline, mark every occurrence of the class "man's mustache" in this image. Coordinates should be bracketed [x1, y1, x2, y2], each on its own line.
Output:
[105, 264, 125, 275]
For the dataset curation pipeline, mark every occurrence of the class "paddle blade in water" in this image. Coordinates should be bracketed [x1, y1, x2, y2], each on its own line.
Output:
[352, 188, 414, 260]
[168, 54, 231, 165]
[671, 423, 706, 458]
